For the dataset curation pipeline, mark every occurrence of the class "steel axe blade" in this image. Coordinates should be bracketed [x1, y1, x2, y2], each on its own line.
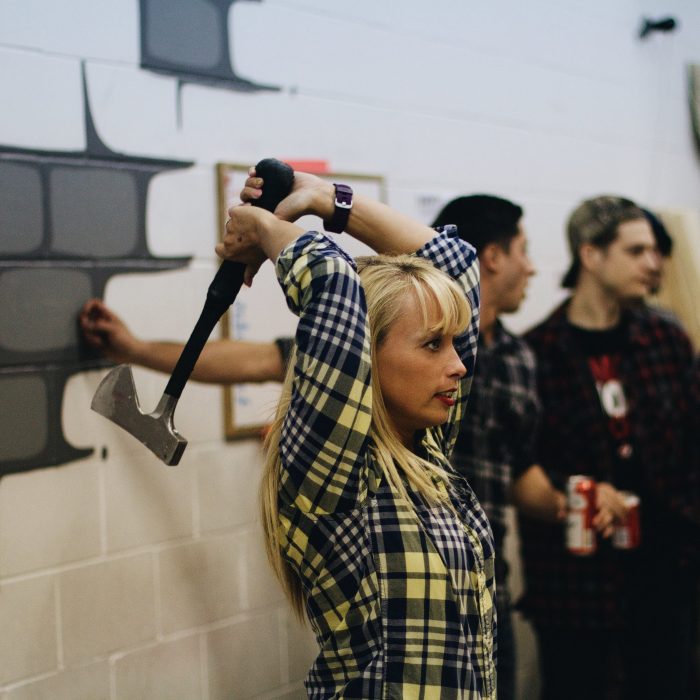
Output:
[91, 364, 187, 465]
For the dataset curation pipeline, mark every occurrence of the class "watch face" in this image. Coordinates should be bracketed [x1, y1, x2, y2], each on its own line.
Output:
[334, 183, 353, 205]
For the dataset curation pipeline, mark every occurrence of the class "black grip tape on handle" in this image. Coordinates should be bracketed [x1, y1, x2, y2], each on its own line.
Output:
[164, 158, 294, 400]
[254, 158, 296, 212]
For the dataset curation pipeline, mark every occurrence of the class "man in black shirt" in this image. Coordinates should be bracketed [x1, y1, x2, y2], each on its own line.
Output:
[520, 195, 698, 700]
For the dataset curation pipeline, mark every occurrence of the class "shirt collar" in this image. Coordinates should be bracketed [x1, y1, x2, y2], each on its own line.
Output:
[480, 318, 518, 351]
[545, 298, 655, 349]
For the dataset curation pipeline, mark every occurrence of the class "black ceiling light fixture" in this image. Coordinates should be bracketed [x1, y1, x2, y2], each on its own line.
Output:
[639, 16, 679, 38]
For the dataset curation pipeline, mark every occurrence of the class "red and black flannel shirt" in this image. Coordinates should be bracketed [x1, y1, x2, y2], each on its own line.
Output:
[518, 300, 699, 630]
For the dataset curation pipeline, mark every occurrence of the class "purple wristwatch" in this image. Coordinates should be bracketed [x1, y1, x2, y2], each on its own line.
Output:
[324, 183, 353, 233]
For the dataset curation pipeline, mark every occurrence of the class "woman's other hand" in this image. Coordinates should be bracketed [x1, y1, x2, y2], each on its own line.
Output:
[217, 204, 304, 286]
[593, 482, 630, 538]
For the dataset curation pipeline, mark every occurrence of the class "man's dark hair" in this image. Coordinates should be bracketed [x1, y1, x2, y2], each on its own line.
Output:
[642, 208, 673, 257]
[431, 194, 523, 254]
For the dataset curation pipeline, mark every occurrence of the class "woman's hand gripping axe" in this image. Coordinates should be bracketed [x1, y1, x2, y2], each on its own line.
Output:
[90, 158, 294, 465]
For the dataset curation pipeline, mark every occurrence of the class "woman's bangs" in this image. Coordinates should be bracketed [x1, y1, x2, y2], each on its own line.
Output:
[414, 274, 470, 336]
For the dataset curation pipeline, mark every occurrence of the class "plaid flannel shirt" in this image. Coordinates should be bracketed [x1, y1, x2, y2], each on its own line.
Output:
[451, 322, 539, 562]
[690, 357, 700, 480]
[518, 300, 699, 630]
[275, 229, 496, 699]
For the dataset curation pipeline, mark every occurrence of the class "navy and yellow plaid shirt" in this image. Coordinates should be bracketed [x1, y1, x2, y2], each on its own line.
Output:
[275, 228, 496, 699]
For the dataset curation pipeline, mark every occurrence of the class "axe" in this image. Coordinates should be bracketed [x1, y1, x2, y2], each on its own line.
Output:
[91, 158, 294, 465]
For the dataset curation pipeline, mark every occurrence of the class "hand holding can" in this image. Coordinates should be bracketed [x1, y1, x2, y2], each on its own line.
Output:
[566, 475, 597, 556]
[612, 492, 641, 549]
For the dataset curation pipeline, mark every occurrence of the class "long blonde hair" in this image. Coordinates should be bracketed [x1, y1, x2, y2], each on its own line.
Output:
[261, 254, 471, 620]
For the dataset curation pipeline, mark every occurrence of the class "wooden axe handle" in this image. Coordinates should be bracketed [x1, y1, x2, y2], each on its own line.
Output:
[164, 158, 294, 400]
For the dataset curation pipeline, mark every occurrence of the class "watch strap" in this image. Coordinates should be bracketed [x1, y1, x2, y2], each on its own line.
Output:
[324, 183, 353, 233]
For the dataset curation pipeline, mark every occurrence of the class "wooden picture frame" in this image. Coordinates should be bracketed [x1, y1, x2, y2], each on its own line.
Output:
[216, 162, 386, 439]
[690, 64, 700, 155]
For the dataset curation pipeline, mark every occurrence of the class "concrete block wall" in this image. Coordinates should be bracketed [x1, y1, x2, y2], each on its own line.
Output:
[0, 1, 699, 698]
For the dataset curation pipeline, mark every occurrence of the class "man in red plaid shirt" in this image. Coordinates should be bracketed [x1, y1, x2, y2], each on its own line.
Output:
[518, 195, 699, 700]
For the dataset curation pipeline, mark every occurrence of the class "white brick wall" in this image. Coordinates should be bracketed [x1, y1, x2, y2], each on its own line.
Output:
[1, 1, 699, 698]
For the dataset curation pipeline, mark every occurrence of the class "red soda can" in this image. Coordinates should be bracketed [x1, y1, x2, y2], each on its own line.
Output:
[612, 492, 641, 549]
[566, 475, 597, 556]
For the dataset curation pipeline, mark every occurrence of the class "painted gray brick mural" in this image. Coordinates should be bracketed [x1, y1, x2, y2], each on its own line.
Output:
[0, 66, 191, 476]
[140, 0, 278, 93]
[0, 1, 279, 478]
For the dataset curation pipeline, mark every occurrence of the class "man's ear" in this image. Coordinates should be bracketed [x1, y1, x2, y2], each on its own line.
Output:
[480, 242, 502, 274]
[579, 243, 602, 272]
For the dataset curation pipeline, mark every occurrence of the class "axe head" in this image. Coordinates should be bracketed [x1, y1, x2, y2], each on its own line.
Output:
[91, 364, 187, 466]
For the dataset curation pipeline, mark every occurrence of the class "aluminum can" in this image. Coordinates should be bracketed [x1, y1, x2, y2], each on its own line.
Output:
[566, 475, 597, 556]
[612, 492, 641, 550]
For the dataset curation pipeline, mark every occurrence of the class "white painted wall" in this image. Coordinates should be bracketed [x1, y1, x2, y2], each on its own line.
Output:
[1, 1, 699, 698]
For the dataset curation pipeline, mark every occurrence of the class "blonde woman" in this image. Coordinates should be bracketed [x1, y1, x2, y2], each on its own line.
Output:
[219, 170, 496, 699]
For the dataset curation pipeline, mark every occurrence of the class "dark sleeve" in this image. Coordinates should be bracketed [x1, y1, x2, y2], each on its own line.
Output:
[524, 326, 569, 492]
[273, 336, 294, 369]
[685, 356, 700, 526]
[511, 340, 541, 479]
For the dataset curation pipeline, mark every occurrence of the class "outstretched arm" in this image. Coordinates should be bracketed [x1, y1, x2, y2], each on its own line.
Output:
[79, 298, 287, 384]
[511, 464, 567, 523]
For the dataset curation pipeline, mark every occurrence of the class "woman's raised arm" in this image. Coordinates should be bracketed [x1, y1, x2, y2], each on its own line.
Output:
[242, 169, 435, 255]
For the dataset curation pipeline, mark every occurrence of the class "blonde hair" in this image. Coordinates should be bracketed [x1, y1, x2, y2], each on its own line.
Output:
[261, 254, 471, 620]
